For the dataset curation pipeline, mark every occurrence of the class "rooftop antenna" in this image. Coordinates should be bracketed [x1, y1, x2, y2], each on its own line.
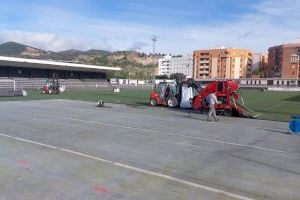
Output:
[151, 35, 158, 54]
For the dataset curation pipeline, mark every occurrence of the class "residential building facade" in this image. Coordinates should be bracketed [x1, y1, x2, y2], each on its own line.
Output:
[158, 54, 193, 77]
[253, 53, 268, 70]
[252, 53, 268, 78]
[193, 48, 253, 79]
[268, 43, 300, 78]
[158, 55, 172, 76]
[169, 54, 193, 77]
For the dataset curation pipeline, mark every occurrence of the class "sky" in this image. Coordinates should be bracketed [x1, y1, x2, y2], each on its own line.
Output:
[0, 0, 299, 54]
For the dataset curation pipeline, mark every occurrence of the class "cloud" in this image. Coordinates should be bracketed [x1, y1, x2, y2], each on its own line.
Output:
[176, 0, 300, 52]
[0, 0, 299, 54]
[0, 6, 155, 52]
[0, 30, 88, 51]
[0, 28, 151, 52]
[254, 0, 300, 17]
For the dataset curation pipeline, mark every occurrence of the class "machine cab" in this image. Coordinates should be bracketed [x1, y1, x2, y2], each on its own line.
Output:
[150, 82, 177, 106]
[156, 82, 176, 99]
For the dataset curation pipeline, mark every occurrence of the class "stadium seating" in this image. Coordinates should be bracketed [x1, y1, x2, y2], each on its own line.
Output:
[0, 77, 109, 89]
[0, 65, 109, 89]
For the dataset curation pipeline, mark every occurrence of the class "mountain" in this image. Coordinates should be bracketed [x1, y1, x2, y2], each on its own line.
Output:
[0, 41, 47, 57]
[46, 49, 86, 61]
[0, 41, 160, 79]
[85, 49, 111, 55]
[46, 49, 112, 61]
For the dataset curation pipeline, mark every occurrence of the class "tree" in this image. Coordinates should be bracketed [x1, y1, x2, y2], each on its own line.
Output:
[252, 68, 267, 78]
[92, 56, 109, 65]
[155, 75, 169, 79]
[170, 73, 186, 82]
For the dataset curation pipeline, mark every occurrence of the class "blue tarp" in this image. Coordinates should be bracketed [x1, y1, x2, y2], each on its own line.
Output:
[289, 115, 300, 135]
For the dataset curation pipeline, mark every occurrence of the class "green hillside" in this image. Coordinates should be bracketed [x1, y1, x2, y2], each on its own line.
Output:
[0, 41, 159, 79]
[0, 42, 28, 56]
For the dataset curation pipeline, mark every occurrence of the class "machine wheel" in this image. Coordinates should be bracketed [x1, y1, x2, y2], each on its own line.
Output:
[150, 99, 157, 106]
[223, 109, 232, 116]
[167, 97, 178, 108]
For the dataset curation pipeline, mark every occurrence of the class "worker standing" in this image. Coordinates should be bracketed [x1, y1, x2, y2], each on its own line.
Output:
[207, 92, 219, 121]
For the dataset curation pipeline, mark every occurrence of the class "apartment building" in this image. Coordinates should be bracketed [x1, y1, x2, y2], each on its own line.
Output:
[193, 48, 253, 79]
[169, 54, 193, 77]
[158, 55, 172, 76]
[268, 43, 300, 78]
[253, 53, 268, 70]
[252, 53, 268, 78]
[158, 54, 193, 77]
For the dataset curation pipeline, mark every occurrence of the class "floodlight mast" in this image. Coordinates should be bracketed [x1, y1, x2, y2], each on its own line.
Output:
[151, 35, 158, 54]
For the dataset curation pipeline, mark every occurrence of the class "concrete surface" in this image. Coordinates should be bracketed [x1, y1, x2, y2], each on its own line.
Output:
[0, 99, 299, 200]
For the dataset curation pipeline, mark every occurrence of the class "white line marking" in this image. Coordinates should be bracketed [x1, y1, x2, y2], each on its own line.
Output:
[0, 132, 255, 200]
[252, 113, 263, 118]
[33, 113, 300, 157]
[0, 133, 112, 164]
[115, 163, 255, 200]
[263, 102, 285, 111]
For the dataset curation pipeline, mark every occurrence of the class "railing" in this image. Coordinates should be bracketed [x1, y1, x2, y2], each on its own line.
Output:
[0, 77, 109, 89]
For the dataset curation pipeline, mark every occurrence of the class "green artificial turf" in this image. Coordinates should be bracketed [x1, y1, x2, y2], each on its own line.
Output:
[239, 89, 300, 122]
[1, 88, 300, 122]
[0, 88, 152, 106]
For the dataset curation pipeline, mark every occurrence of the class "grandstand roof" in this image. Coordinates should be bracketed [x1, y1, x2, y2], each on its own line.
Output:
[0, 56, 121, 72]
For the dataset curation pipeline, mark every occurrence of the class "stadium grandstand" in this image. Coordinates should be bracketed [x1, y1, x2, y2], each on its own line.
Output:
[0, 56, 121, 89]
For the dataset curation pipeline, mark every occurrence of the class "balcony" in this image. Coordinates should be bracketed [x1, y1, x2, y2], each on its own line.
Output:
[273, 73, 282, 78]
[291, 54, 300, 64]
[199, 65, 210, 69]
[199, 60, 210, 64]
[199, 69, 209, 73]
[200, 53, 210, 56]
[200, 71, 209, 75]
[272, 65, 281, 70]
